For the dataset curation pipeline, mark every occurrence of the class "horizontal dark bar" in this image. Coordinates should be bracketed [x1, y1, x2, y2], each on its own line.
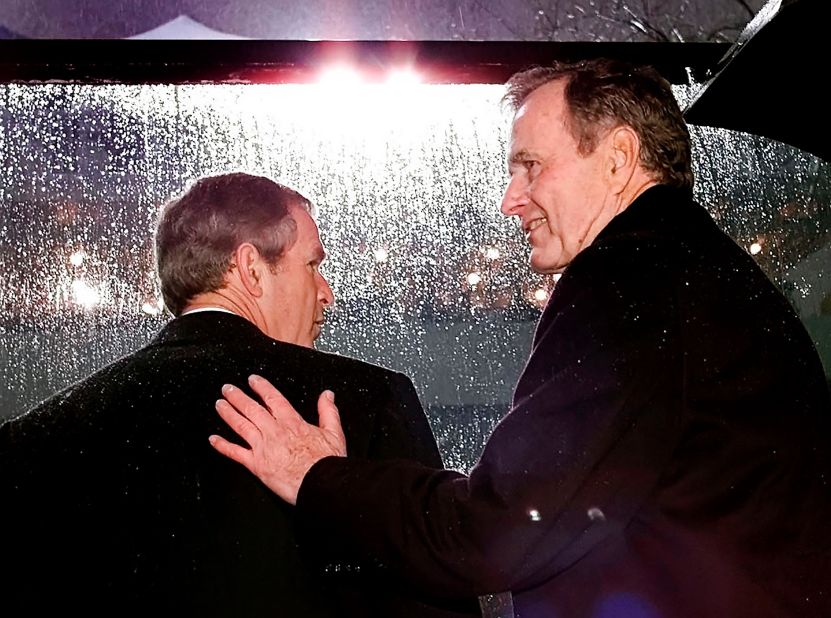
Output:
[0, 40, 729, 85]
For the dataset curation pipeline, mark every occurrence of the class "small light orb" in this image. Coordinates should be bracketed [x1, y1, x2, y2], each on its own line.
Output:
[373, 247, 389, 263]
[587, 506, 606, 522]
[484, 246, 500, 260]
[528, 509, 542, 522]
[466, 272, 482, 286]
[533, 288, 549, 302]
[69, 250, 86, 266]
[749, 242, 762, 255]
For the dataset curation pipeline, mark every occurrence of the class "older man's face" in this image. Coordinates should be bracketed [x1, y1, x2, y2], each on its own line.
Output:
[500, 79, 618, 274]
[261, 206, 334, 348]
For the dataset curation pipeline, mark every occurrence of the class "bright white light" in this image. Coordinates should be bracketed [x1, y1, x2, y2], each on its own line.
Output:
[69, 250, 86, 266]
[552, 273, 562, 282]
[484, 246, 500, 260]
[528, 509, 542, 522]
[373, 247, 389, 263]
[749, 242, 762, 255]
[318, 66, 363, 87]
[533, 288, 549, 302]
[141, 301, 162, 316]
[71, 279, 100, 309]
[467, 272, 482, 286]
[385, 69, 422, 87]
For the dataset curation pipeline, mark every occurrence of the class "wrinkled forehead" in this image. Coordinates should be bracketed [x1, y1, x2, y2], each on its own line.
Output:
[508, 87, 573, 155]
[512, 81, 568, 128]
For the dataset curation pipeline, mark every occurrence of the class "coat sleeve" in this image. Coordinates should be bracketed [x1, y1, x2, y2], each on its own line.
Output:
[297, 240, 686, 598]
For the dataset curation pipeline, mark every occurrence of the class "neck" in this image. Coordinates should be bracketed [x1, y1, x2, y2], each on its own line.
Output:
[182, 288, 260, 329]
[619, 174, 658, 211]
[576, 173, 657, 258]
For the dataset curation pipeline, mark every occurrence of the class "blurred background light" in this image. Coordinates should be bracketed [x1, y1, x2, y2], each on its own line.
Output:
[70, 279, 101, 309]
[69, 249, 86, 266]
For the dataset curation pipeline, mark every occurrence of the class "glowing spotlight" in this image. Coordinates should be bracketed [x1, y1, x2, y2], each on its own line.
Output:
[533, 288, 549, 302]
[749, 242, 762, 255]
[466, 272, 482, 286]
[385, 69, 422, 87]
[71, 279, 100, 309]
[528, 509, 542, 522]
[69, 250, 86, 267]
[484, 246, 500, 260]
[373, 247, 389, 263]
[318, 66, 363, 87]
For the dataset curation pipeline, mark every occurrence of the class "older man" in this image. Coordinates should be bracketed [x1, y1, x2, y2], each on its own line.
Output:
[212, 60, 831, 618]
[0, 172, 473, 617]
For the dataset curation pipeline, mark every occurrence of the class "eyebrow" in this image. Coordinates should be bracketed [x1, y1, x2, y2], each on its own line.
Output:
[508, 149, 533, 165]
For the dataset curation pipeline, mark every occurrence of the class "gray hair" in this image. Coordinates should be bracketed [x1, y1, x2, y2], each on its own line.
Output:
[504, 58, 694, 191]
[155, 172, 312, 315]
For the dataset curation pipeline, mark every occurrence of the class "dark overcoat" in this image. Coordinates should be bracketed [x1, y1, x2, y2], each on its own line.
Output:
[297, 185, 831, 618]
[0, 312, 477, 617]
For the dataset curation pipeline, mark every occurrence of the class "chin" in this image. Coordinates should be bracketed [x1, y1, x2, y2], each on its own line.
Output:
[529, 256, 566, 275]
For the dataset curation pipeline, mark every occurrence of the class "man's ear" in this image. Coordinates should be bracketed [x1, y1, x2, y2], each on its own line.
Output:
[234, 243, 266, 298]
[608, 125, 640, 192]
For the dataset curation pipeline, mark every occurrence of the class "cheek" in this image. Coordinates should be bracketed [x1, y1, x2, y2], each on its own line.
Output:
[530, 173, 562, 215]
[307, 278, 319, 304]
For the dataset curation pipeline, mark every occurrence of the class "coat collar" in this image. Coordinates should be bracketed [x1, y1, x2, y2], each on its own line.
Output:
[594, 184, 696, 245]
[152, 311, 273, 347]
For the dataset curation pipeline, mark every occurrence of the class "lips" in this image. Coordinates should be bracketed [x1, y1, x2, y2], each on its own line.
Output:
[523, 217, 548, 239]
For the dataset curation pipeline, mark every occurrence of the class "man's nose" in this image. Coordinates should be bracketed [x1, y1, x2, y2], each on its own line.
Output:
[500, 176, 528, 217]
[318, 274, 334, 307]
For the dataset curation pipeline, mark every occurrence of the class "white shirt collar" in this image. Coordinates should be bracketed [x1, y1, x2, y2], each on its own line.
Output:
[180, 307, 238, 317]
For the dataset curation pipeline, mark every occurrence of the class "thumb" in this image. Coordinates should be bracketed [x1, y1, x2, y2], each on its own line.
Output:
[317, 390, 346, 454]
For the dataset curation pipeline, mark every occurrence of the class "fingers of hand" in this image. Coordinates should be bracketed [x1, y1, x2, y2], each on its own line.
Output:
[215, 398, 261, 446]
[208, 433, 255, 471]
[248, 374, 297, 421]
[221, 382, 274, 427]
[316, 390, 346, 456]
[317, 390, 338, 422]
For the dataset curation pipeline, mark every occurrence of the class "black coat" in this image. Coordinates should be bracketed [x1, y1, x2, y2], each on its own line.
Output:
[0, 312, 477, 617]
[296, 185, 831, 617]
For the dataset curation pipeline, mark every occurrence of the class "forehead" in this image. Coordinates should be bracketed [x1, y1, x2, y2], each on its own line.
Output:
[290, 204, 317, 233]
[289, 205, 325, 252]
[510, 80, 571, 148]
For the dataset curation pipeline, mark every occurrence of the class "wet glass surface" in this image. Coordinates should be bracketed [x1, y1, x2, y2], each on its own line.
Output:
[1, 82, 828, 471]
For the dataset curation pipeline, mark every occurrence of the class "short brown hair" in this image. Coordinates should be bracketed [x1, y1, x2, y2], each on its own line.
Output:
[155, 172, 312, 316]
[504, 58, 694, 191]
